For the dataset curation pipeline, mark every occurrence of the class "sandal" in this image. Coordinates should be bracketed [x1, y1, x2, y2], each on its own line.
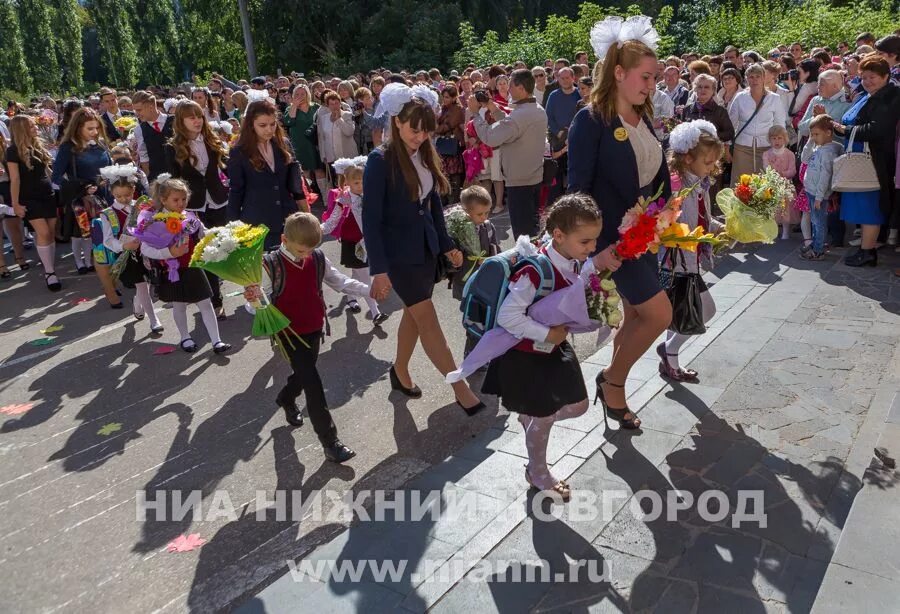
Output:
[525, 466, 570, 502]
[594, 370, 641, 430]
[656, 343, 699, 383]
[0, 266, 10, 280]
[15, 257, 29, 270]
[180, 338, 198, 353]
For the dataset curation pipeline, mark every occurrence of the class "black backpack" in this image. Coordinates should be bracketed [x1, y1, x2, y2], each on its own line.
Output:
[262, 248, 330, 337]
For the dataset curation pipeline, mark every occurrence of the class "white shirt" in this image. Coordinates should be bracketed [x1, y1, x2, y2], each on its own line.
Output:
[497, 244, 595, 344]
[187, 135, 226, 211]
[134, 112, 169, 163]
[320, 114, 336, 163]
[728, 90, 787, 148]
[410, 149, 434, 200]
[99, 200, 132, 253]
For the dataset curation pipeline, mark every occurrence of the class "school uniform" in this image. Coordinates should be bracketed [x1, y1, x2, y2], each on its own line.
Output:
[322, 189, 367, 269]
[362, 147, 453, 306]
[568, 108, 671, 306]
[91, 200, 149, 288]
[4, 145, 55, 220]
[139, 212, 212, 303]
[135, 114, 175, 181]
[262, 246, 369, 444]
[482, 244, 589, 416]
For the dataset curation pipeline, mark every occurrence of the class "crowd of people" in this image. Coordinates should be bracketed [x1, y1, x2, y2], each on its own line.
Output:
[2, 18, 898, 498]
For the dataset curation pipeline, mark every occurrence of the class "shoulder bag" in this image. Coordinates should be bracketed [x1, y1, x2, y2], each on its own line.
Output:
[831, 126, 880, 192]
[729, 95, 765, 156]
[663, 248, 708, 336]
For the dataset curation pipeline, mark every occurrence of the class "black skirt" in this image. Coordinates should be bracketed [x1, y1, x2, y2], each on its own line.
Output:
[481, 341, 588, 417]
[117, 252, 150, 289]
[156, 267, 212, 303]
[340, 239, 367, 269]
[22, 197, 58, 222]
[387, 252, 436, 307]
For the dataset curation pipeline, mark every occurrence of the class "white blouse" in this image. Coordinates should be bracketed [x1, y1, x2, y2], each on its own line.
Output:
[728, 90, 788, 148]
[619, 115, 663, 188]
[410, 149, 434, 201]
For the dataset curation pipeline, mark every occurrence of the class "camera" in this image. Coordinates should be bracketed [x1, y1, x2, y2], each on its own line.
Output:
[474, 90, 490, 104]
[789, 69, 799, 81]
[778, 73, 789, 82]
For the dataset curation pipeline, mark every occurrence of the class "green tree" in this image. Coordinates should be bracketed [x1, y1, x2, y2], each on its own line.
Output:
[179, 0, 251, 79]
[52, 0, 84, 91]
[90, 0, 140, 88]
[0, 0, 32, 93]
[133, 0, 181, 85]
[17, 0, 60, 92]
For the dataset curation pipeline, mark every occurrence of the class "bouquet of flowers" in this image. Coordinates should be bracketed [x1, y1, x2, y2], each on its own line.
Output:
[614, 184, 724, 261]
[114, 116, 138, 135]
[190, 222, 307, 357]
[445, 206, 486, 281]
[585, 271, 623, 328]
[109, 195, 153, 282]
[716, 170, 793, 244]
[34, 109, 58, 143]
[128, 208, 201, 282]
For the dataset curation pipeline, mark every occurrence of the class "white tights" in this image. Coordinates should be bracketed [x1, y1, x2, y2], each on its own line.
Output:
[520, 399, 589, 490]
[172, 299, 221, 345]
[70, 237, 93, 269]
[664, 290, 716, 370]
[133, 282, 161, 328]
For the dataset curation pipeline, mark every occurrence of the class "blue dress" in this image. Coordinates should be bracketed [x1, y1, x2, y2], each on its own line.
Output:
[838, 94, 884, 225]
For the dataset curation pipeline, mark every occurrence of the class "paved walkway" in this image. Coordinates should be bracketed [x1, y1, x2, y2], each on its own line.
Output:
[241, 242, 900, 613]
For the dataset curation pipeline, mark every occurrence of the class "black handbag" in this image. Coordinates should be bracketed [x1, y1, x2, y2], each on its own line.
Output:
[663, 249, 708, 336]
[542, 158, 558, 186]
[286, 159, 304, 198]
[435, 136, 459, 157]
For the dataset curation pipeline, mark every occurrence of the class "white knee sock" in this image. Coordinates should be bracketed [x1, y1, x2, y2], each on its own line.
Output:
[664, 291, 717, 369]
[781, 223, 791, 240]
[71, 238, 86, 268]
[36, 244, 56, 273]
[135, 282, 160, 328]
[352, 268, 380, 315]
[196, 299, 222, 345]
[81, 239, 93, 267]
[173, 302, 190, 341]
[801, 212, 812, 244]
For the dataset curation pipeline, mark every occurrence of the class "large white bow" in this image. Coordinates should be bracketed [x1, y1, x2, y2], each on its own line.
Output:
[374, 83, 440, 119]
[590, 15, 660, 61]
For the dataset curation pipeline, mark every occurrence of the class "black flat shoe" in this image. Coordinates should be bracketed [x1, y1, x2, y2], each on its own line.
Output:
[844, 248, 877, 268]
[212, 341, 231, 354]
[595, 370, 641, 430]
[150, 325, 165, 336]
[347, 300, 362, 314]
[372, 312, 389, 326]
[180, 338, 198, 353]
[389, 365, 422, 398]
[457, 398, 486, 416]
[324, 440, 356, 463]
[77, 266, 89, 275]
[110, 301, 124, 309]
[15, 258, 29, 270]
[45, 272, 61, 292]
[134, 312, 145, 321]
[88, 265, 96, 272]
[276, 390, 304, 427]
[0, 266, 10, 279]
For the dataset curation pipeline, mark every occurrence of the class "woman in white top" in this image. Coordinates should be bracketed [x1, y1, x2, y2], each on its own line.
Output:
[728, 63, 787, 179]
[315, 91, 358, 188]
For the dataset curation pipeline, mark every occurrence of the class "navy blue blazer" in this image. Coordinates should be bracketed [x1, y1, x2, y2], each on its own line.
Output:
[567, 108, 672, 250]
[362, 147, 453, 276]
[227, 145, 299, 248]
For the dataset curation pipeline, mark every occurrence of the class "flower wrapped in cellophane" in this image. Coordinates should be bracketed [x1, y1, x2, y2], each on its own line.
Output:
[585, 271, 623, 328]
[189, 222, 306, 357]
[109, 195, 154, 282]
[113, 115, 138, 136]
[716, 169, 794, 244]
[445, 206, 486, 281]
[129, 208, 201, 282]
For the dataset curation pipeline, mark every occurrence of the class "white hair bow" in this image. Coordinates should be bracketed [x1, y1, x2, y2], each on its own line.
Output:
[99, 163, 139, 183]
[155, 172, 173, 183]
[333, 155, 370, 175]
[374, 83, 440, 119]
[246, 89, 270, 103]
[590, 15, 660, 61]
[669, 120, 719, 154]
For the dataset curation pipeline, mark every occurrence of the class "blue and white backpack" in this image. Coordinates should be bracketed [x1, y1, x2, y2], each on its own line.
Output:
[460, 237, 555, 339]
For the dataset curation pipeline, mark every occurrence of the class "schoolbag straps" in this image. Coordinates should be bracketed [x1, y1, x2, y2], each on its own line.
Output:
[533, 254, 556, 300]
[263, 250, 285, 300]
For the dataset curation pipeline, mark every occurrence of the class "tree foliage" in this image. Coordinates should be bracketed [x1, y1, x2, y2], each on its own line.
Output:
[133, 0, 181, 85]
[179, 0, 249, 79]
[695, 0, 899, 55]
[0, 0, 32, 94]
[18, 0, 60, 92]
[52, 0, 84, 92]
[89, 0, 140, 87]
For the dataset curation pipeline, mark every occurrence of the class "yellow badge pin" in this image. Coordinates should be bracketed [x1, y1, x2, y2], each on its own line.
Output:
[614, 127, 628, 142]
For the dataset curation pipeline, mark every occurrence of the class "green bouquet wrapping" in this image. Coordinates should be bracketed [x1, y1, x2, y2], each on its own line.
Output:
[189, 222, 307, 358]
[445, 206, 486, 281]
[716, 189, 779, 244]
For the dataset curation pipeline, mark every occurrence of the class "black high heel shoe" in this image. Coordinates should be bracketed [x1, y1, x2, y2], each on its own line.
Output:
[457, 398, 485, 416]
[389, 365, 422, 398]
[595, 370, 641, 430]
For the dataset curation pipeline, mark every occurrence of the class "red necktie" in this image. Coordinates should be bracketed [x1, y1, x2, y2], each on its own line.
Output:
[152, 121, 160, 133]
